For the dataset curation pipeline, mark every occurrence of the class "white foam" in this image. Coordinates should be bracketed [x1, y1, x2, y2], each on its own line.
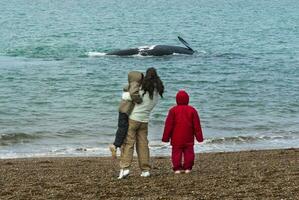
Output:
[87, 52, 107, 57]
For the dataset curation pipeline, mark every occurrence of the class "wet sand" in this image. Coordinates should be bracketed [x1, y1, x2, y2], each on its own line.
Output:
[1, 148, 298, 199]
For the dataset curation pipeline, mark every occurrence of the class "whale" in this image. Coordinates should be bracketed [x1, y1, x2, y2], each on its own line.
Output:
[105, 36, 195, 56]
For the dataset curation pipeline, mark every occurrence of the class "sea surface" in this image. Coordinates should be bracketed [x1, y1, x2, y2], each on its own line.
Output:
[0, 0, 298, 158]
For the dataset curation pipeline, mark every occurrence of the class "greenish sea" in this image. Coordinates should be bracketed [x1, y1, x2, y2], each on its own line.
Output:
[0, 0, 298, 158]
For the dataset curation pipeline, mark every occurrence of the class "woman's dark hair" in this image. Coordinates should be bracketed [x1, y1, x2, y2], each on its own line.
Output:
[141, 67, 164, 99]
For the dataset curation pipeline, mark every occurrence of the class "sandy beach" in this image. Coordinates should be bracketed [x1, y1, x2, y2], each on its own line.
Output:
[0, 148, 298, 200]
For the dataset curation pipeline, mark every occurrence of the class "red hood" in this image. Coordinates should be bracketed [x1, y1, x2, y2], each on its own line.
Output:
[176, 90, 189, 105]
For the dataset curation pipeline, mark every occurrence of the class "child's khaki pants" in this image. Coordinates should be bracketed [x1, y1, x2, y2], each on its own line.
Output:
[120, 119, 151, 171]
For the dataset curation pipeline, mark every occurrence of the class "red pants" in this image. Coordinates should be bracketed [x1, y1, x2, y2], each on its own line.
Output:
[171, 145, 195, 171]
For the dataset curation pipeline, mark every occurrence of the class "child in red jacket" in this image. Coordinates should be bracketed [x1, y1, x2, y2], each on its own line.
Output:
[162, 90, 203, 174]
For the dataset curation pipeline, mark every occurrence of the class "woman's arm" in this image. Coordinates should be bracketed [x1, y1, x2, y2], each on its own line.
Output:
[122, 92, 132, 101]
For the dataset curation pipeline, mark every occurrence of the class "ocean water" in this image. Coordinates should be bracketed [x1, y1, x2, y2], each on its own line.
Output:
[0, 0, 298, 158]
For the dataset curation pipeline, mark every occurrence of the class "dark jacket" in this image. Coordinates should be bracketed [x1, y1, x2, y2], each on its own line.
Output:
[162, 90, 203, 146]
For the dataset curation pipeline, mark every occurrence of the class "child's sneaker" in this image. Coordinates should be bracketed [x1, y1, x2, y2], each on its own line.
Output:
[109, 144, 117, 159]
[174, 170, 181, 174]
[185, 169, 191, 174]
[140, 171, 150, 177]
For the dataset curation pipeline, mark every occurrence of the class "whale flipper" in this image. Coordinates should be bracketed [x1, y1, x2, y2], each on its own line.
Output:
[178, 36, 194, 52]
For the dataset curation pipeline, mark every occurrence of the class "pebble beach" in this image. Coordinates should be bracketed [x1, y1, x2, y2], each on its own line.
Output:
[1, 148, 298, 199]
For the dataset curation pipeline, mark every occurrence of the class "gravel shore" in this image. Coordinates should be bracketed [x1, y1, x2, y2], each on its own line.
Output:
[1, 148, 298, 199]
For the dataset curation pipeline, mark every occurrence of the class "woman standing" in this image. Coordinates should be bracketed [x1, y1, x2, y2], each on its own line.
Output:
[118, 67, 164, 179]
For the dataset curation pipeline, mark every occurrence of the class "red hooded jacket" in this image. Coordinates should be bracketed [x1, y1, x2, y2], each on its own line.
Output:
[162, 90, 203, 146]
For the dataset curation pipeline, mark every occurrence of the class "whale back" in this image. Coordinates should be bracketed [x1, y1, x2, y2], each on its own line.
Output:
[105, 37, 195, 56]
[151, 45, 194, 55]
[106, 48, 139, 56]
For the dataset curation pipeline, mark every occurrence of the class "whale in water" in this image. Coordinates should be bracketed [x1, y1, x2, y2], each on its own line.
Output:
[105, 36, 195, 56]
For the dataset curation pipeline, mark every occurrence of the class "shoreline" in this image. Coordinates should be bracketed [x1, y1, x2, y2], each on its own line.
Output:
[2, 145, 298, 160]
[1, 148, 298, 199]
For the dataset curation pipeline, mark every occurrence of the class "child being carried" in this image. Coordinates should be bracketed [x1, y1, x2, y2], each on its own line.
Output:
[109, 71, 144, 158]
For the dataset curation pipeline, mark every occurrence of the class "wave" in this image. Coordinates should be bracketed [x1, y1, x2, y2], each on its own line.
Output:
[3, 44, 89, 59]
[214, 52, 247, 59]
[0, 133, 43, 146]
[86, 51, 158, 58]
[204, 134, 295, 145]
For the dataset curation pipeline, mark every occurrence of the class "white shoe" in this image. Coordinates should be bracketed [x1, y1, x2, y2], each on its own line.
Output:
[118, 169, 130, 179]
[140, 171, 150, 177]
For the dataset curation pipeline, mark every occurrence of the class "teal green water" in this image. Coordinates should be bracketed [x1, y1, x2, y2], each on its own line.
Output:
[0, 0, 298, 158]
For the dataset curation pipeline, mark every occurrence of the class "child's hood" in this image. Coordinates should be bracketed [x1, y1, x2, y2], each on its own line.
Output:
[128, 71, 143, 83]
[176, 90, 189, 105]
